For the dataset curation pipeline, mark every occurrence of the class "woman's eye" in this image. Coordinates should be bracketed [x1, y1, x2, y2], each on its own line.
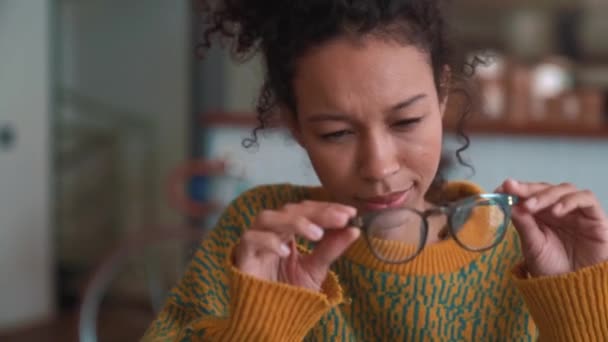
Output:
[393, 117, 422, 128]
[320, 130, 352, 140]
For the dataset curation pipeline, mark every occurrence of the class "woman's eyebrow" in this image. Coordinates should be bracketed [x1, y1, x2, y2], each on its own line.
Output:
[306, 112, 352, 123]
[306, 93, 427, 123]
[385, 93, 427, 113]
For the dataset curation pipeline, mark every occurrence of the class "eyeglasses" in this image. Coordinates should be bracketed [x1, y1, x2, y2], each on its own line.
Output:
[348, 193, 518, 264]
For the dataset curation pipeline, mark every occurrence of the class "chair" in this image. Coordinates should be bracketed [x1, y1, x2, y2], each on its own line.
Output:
[78, 159, 249, 341]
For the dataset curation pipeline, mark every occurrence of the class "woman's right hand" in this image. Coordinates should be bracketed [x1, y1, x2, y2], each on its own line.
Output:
[233, 201, 360, 292]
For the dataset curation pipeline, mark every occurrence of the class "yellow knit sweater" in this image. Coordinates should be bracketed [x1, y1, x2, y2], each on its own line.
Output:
[142, 181, 608, 341]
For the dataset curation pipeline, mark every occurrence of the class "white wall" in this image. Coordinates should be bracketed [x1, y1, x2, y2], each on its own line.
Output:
[0, 0, 54, 329]
[204, 128, 319, 187]
[446, 135, 608, 208]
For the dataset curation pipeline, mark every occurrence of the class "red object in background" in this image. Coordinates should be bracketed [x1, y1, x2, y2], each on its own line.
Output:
[578, 88, 605, 127]
[166, 159, 228, 219]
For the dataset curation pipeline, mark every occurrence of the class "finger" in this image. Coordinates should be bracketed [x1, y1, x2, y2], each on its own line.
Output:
[283, 201, 357, 229]
[522, 183, 577, 214]
[284, 239, 300, 274]
[236, 230, 291, 265]
[510, 206, 546, 261]
[501, 179, 552, 198]
[303, 227, 361, 272]
[292, 200, 357, 218]
[553, 190, 606, 220]
[494, 178, 514, 193]
[254, 210, 325, 241]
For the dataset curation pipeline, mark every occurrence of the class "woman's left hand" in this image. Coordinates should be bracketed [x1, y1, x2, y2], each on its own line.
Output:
[497, 179, 608, 277]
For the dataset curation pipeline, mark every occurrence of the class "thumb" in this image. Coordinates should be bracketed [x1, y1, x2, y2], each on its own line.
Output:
[511, 206, 545, 261]
[303, 228, 360, 272]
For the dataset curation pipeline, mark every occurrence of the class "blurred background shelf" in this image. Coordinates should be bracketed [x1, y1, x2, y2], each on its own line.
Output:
[445, 121, 608, 139]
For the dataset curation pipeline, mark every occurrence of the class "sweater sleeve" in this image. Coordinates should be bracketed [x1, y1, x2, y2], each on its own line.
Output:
[141, 185, 344, 341]
[512, 260, 608, 341]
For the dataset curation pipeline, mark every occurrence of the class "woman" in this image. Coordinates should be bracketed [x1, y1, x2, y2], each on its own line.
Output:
[143, 0, 608, 340]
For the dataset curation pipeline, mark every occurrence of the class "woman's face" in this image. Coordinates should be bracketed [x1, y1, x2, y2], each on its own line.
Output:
[290, 36, 446, 214]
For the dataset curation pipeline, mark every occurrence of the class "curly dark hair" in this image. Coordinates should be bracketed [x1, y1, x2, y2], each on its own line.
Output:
[198, 0, 477, 192]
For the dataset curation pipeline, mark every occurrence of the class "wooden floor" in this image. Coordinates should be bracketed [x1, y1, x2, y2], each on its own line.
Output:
[0, 302, 155, 342]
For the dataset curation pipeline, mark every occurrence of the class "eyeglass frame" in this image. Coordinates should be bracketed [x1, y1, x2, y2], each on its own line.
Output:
[347, 193, 519, 264]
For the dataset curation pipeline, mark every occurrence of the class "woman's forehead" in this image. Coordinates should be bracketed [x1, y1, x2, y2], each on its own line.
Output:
[293, 37, 436, 114]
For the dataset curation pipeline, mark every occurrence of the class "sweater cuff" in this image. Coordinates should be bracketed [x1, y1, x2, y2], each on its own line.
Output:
[512, 260, 608, 341]
[210, 248, 344, 341]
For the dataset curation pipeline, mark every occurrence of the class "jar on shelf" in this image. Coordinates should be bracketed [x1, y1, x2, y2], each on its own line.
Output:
[475, 52, 507, 122]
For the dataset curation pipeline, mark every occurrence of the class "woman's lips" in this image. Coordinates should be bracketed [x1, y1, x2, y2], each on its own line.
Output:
[357, 188, 412, 211]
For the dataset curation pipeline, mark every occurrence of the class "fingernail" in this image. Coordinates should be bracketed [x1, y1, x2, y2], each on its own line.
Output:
[345, 206, 358, 216]
[308, 224, 324, 240]
[280, 243, 291, 256]
[553, 203, 563, 214]
[525, 198, 537, 210]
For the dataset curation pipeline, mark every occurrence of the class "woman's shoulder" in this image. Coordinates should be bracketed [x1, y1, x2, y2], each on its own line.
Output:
[215, 183, 326, 227]
[233, 183, 326, 208]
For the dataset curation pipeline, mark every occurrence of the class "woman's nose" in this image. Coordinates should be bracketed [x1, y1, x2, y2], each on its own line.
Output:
[358, 135, 400, 182]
